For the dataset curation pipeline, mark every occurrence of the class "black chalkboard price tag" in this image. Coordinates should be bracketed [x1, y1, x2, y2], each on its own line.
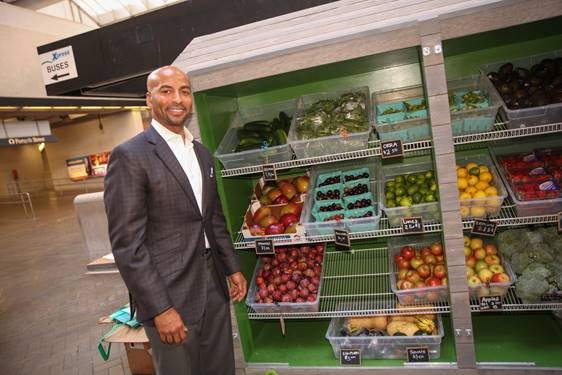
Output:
[334, 228, 351, 251]
[470, 219, 497, 237]
[381, 140, 404, 159]
[262, 164, 277, 182]
[254, 239, 275, 255]
[557, 212, 562, 233]
[479, 295, 503, 311]
[407, 347, 430, 362]
[401, 217, 424, 234]
[340, 349, 361, 366]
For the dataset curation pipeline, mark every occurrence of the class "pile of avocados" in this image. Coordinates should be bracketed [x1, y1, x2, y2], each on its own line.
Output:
[487, 57, 562, 110]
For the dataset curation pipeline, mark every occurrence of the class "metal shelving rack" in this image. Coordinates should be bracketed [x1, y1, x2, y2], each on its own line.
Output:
[234, 199, 560, 249]
[220, 120, 562, 178]
[246, 247, 562, 320]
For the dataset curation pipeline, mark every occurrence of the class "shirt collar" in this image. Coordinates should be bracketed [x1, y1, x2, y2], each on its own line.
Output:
[151, 119, 194, 145]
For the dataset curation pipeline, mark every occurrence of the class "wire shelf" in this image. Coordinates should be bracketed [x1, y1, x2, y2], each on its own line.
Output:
[220, 120, 562, 177]
[245, 247, 562, 320]
[234, 215, 442, 249]
[247, 247, 450, 319]
[470, 287, 562, 312]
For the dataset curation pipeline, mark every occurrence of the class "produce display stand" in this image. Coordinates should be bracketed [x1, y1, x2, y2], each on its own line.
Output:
[174, 0, 562, 373]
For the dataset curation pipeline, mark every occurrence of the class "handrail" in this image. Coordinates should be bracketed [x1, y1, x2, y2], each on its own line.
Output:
[0, 192, 35, 219]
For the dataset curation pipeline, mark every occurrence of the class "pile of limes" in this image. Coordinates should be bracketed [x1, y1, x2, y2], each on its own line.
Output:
[385, 170, 438, 208]
[457, 162, 500, 217]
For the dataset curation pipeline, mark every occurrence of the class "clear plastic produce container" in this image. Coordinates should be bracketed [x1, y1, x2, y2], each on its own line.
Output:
[455, 153, 508, 219]
[480, 50, 562, 129]
[301, 162, 381, 236]
[325, 315, 444, 359]
[388, 234, 448, 305]
[287, 87, 372, 159]
[245, 244, 326, 313]
[448, 75, 501, 136]
[467, 252, 517, 300]
[490, 142, 562, 216]
[372, 85, 431, 142]
[214, 99, 296, 169]
[379, 160, 441, 227]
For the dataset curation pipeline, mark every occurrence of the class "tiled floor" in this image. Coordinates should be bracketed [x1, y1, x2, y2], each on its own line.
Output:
[0, 192, 132, 375]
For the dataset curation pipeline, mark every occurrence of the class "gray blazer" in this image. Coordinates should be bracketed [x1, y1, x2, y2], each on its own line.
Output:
[104, 126, 240, 325]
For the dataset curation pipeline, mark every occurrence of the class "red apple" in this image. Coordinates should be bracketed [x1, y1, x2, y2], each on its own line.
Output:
[423, 254, 437, 265]
[477, 268, 494, 283]
[397, 258, 411, 270]
[474, 248, 486, 260]
[279, 213, 299, 228]
[430, 242, 443, 256]
[484, 243, 497, 255]
[490, 272, 510, 283]
[420, 247, 432, 257]
[405, 270, 421, 283]
[484, 254, 501, 266]
[265, 223, 285, 235]
[435, 255, 444, 263]
[399, 280, 415, 290]
[425, 277, 442, 287]
[417, 264, 431, 278]
[280, 202, 302, 217]
[394, 254, 405, 265]
[249, 224, 265, 236]
[267, 189, 283, 202]
[253, 207, 272, 223]
[273, 195, 289, 204]
[278, 182, 296, 199]
[400, 246, 416, 260]
[258, 215, 278, 228]
[433, 264, 447, 279]
[293, 176, 310, 194]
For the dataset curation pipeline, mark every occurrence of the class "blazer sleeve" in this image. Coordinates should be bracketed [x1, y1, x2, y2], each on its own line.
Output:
[104, 145, 172, 320]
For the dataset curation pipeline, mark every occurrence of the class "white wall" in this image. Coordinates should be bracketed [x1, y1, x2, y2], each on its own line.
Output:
[46, 111, 144, 181]
[0, 2, 95, 96]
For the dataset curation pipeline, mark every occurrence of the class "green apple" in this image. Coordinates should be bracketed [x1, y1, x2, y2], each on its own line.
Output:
[478, 268, 494, 283]
[467, 275, 481, 286]
[489, 264, 504, 274]
[474, 260, 489, 273]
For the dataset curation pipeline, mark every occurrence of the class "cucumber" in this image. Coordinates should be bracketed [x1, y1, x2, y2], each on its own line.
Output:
[243, 121, 273, 133]
[273, 129, 287, 145]
[237, 137, 263, 148]
[237, 129, 262, 139]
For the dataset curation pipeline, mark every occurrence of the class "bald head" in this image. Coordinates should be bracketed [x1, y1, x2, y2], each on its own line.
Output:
[147, 66, 189, 92]
[146, 65, 193, 132]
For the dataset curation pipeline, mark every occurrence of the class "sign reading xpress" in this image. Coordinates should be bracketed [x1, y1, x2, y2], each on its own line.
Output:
[39, 45, 78, 85]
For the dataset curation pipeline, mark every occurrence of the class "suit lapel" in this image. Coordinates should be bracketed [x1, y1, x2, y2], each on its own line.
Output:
[193, 142, 210, 218]
[145, 126, 201, 217]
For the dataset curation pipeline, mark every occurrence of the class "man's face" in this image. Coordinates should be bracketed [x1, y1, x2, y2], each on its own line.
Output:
[146, 68, 192, 129]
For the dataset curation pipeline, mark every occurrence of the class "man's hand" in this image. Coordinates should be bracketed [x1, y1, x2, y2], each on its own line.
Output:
[153, 307, 187, 346]
[228, 272, 247, 302]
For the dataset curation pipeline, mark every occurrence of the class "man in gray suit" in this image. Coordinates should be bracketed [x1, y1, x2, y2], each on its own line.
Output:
[104, 65, 247, 375]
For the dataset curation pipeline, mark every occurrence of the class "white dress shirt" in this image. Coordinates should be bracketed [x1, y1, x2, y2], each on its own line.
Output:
[151, 120, 210, 248]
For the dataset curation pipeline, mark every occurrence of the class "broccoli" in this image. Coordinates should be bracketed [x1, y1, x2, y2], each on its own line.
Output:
[515, 273, 550, 303]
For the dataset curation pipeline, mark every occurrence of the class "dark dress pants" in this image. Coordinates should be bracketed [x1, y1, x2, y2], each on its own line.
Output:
[145, 253, 235, 375]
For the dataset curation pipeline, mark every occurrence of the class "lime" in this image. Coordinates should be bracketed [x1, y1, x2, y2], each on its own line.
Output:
[399, 196, 413, 207]
[430, 183, 438, 192]
[419, 185, 429, 195]
[468, 167, 480, 176]
[407, 185, 418, 196]
[395, 175, 405, 184]
[386, 199, 397, 208]
[407, 174, 417, 185]
[395, 186, 406, 196]
[412, 192, 423, 204]
[385, 180, 396, 189]
[425, 170, 434, 179]
[385, 191, 395, 200]
[424, 194, 436, 202]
